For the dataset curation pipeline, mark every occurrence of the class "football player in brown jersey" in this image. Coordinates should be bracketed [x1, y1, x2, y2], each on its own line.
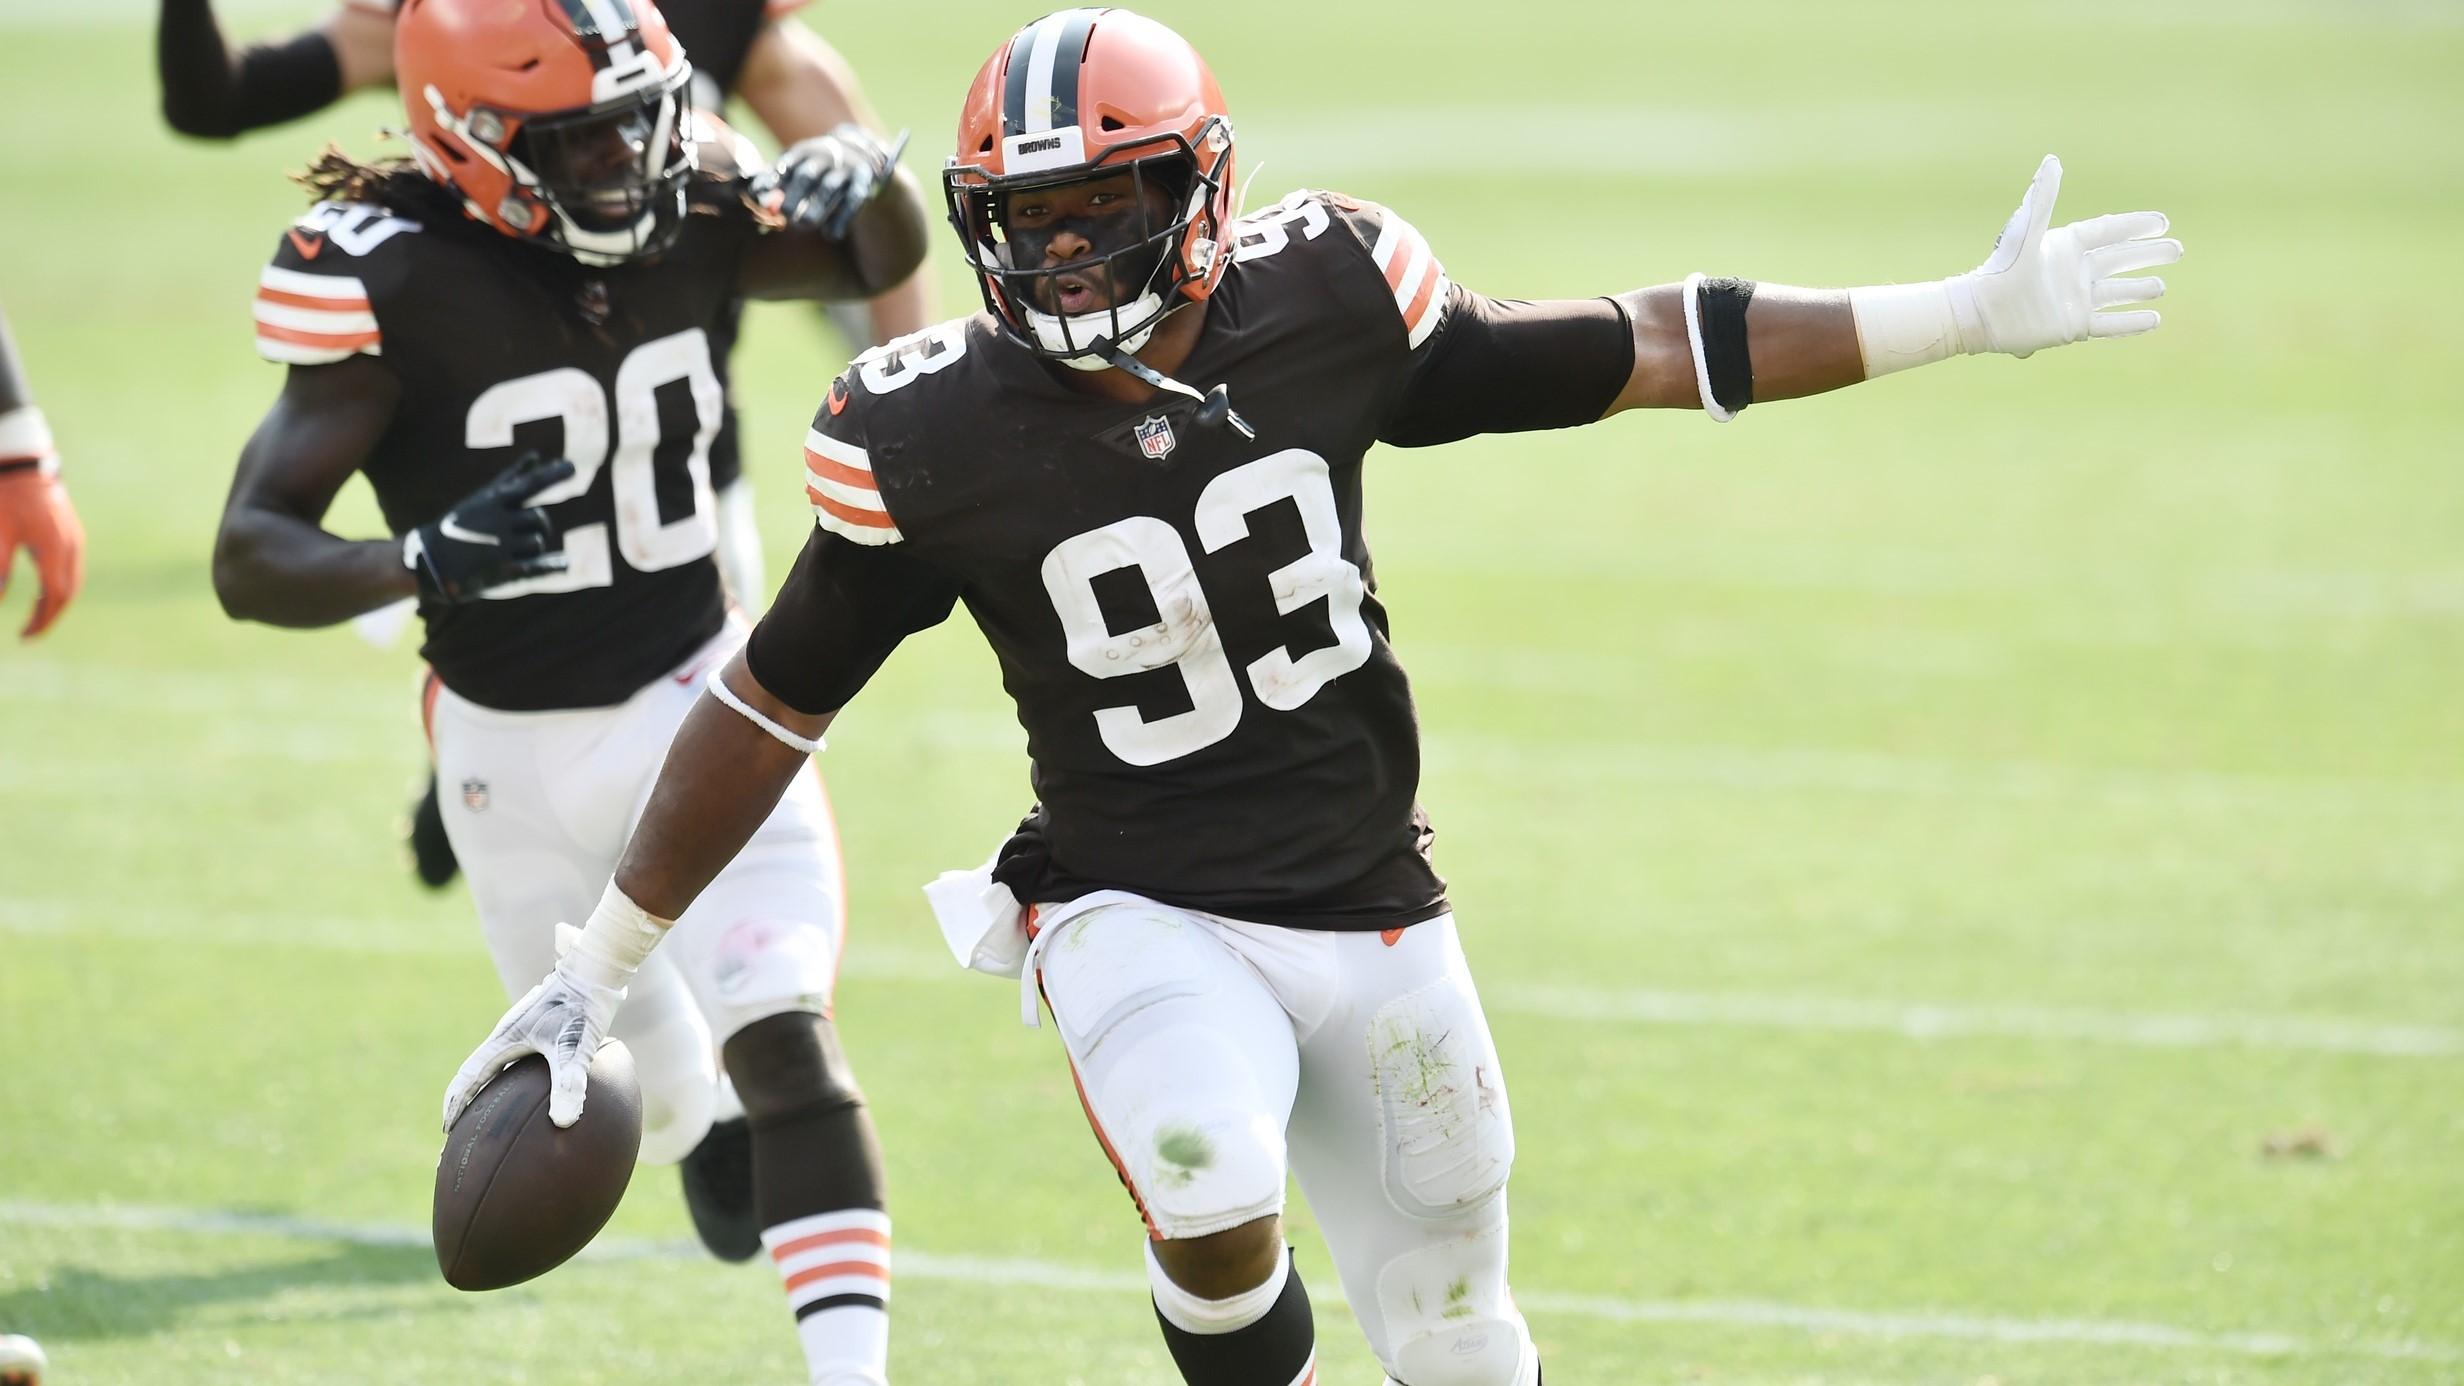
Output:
[158, 0, 931, 897]
[449, 9, 2181, 1384]
[156, 0, 925, 353]
[213, 1, 926, 1379]
[0, 302, 83, 641]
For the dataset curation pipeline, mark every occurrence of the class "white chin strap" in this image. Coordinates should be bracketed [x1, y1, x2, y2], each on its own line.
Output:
[1027, 291, 1165, 369]
[555, 199, 671, 267]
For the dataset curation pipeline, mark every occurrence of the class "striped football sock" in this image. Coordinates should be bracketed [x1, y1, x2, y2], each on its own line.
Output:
[761, 1208, 890, 1386]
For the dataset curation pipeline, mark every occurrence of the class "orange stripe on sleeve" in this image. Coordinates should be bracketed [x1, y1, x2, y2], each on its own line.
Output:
[1399, 258, 1442, 332]
[808, 488, 898, 530]
[1380, 239, 1416, 293]
[803, 451, 878, 491]
[255, 322, 381, 350]
[256, 286, 372, 313]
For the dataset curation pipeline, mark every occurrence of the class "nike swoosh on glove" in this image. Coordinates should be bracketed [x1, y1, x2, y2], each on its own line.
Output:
[405, 452, 575, 604]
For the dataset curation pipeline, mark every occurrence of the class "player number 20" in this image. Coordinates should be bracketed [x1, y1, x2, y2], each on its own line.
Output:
[461, 329, 724, 597]
[1041, 449, 1372, 766]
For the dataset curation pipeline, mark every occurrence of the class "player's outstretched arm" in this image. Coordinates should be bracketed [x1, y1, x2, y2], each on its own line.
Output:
[156, 0, 393, 139]
[0, 304, 83, 641]
[443, 656, 832, 1130]
[1607, 155, 2181, 419]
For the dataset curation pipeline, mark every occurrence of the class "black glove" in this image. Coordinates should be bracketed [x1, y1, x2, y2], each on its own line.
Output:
[755, 124, 908, 241]
[403, 453, 575, 604]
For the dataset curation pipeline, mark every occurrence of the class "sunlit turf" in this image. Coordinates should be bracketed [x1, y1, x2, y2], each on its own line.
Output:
[3, 1, 2460, 1382]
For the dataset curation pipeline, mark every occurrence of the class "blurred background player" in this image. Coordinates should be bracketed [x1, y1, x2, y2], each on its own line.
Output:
[448, 9, 2179, 1385]
[210, 1, 927, 1379]
[0, 300, 85, 642]
[156, 0, 932, 894]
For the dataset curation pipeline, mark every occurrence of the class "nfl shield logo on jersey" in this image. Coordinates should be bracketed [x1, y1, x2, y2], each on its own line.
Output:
[1134, 415, 1176, 460]
[460, 778, 490, 813]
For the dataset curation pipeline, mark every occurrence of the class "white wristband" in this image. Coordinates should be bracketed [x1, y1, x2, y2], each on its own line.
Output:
[561, 882, 670, 991]
[1847, 280, 1973, 379]
[0, 406, 57, 472]
[709, 673, 826, 756]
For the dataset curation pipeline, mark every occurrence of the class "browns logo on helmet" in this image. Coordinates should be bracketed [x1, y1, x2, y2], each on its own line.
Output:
[397, 0, 697, 265]
[943, 9, 1237, 363]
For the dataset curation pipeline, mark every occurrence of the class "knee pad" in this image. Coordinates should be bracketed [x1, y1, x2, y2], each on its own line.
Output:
[1387, 1320, 1535, 1386]
[705, 912, 840, 1036]
[1376, 1208, 1535, 1386]
[1042, 906, 1296, 1239]
[1370, 977, 1515, 1218]
[1130, 1102, 1287, 1240]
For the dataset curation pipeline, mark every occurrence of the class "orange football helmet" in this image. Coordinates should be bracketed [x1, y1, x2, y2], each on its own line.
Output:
[944, 9, 1237, 361]
[397, 0, 695, 265]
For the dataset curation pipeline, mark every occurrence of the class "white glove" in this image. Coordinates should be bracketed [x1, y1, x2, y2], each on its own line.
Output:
[1851, 155, 2183, 375]
[441, 953, 625, 1131]
[1951, 155, 2180, 356]
[440, 888, 668, 1130]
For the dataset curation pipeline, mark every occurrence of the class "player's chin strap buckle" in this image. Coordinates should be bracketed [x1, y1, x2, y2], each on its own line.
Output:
[1093, 339, 1256, 440]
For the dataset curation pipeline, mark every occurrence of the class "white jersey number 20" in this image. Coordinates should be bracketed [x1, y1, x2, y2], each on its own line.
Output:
[462, 328, 724, 598]
[1040, 449, 1373, 766]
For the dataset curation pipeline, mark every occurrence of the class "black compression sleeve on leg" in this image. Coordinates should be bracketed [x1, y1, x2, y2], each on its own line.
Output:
[729, 1014, 889, 1220]
[1696, 276, 1758, 415]
[159, 0, 342, 139]
[1155, 1252, 1316, 1386]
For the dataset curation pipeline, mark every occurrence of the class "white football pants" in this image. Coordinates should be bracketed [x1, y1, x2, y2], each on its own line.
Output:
[1034, 893, 1539, 1386]
[426, 629, 846, 1164]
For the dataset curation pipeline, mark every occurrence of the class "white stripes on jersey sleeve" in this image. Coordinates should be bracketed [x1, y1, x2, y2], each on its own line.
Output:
[254, 265, 381, 364]
[1367, 206, 1451, 350]
[803, 427, 903, 545]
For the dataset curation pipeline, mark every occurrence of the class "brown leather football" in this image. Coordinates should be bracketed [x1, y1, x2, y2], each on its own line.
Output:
[433, 1043, 642, 1291]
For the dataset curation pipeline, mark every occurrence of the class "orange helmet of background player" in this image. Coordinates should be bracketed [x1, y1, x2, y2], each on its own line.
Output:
[397, 0, 695, 265]
[944, 8, 1238, 360]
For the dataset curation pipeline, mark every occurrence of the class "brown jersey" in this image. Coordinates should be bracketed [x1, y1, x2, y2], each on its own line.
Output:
[253, 197, 752, 710]
[746, 189, 1627, 929]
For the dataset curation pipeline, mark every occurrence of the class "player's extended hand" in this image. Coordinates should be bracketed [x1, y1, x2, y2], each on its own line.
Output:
[403, 452, 574, 604]
[0, 467, 84, 640]
[754, 124, 910, 242]
[1948, 155, 2183, 358]
[442, 951, 625, 1132]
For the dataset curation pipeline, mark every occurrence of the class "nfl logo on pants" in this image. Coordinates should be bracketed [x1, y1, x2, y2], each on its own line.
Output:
[1134, 415, 1176, 460]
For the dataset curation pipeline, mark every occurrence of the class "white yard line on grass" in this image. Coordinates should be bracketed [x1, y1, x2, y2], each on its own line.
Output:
[1495, 983, 2464, 1060]
[0, 1199, 2451, 1364]
[7, 897, 2459, 1059]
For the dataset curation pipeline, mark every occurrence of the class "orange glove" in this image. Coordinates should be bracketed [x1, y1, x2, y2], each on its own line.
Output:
[0, 462, 85, 640]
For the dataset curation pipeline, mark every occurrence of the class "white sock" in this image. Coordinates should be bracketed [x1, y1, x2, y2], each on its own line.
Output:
[762, 1208, 891, 1385]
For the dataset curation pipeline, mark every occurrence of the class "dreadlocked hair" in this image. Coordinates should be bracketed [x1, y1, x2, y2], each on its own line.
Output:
[293, 140, 464, 222]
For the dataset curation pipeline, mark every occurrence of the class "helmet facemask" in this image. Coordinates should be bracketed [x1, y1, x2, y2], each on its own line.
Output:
[418, 59, 696, 267]
[946, 120, 1231, 367]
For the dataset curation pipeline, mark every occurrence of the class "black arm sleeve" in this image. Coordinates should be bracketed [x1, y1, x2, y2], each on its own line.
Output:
[743, 528, 963, 716]
[1380, 284, 1633, 448]
[158, 0, 344, 139]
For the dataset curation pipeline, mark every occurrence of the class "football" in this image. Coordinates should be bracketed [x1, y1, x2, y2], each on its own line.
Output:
[432, 1043, 643, 1291]
[0, 1333, 46, 1386]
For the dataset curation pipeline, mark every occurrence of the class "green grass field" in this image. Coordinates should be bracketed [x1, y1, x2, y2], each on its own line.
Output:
[4, 0, 2462, 1381]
